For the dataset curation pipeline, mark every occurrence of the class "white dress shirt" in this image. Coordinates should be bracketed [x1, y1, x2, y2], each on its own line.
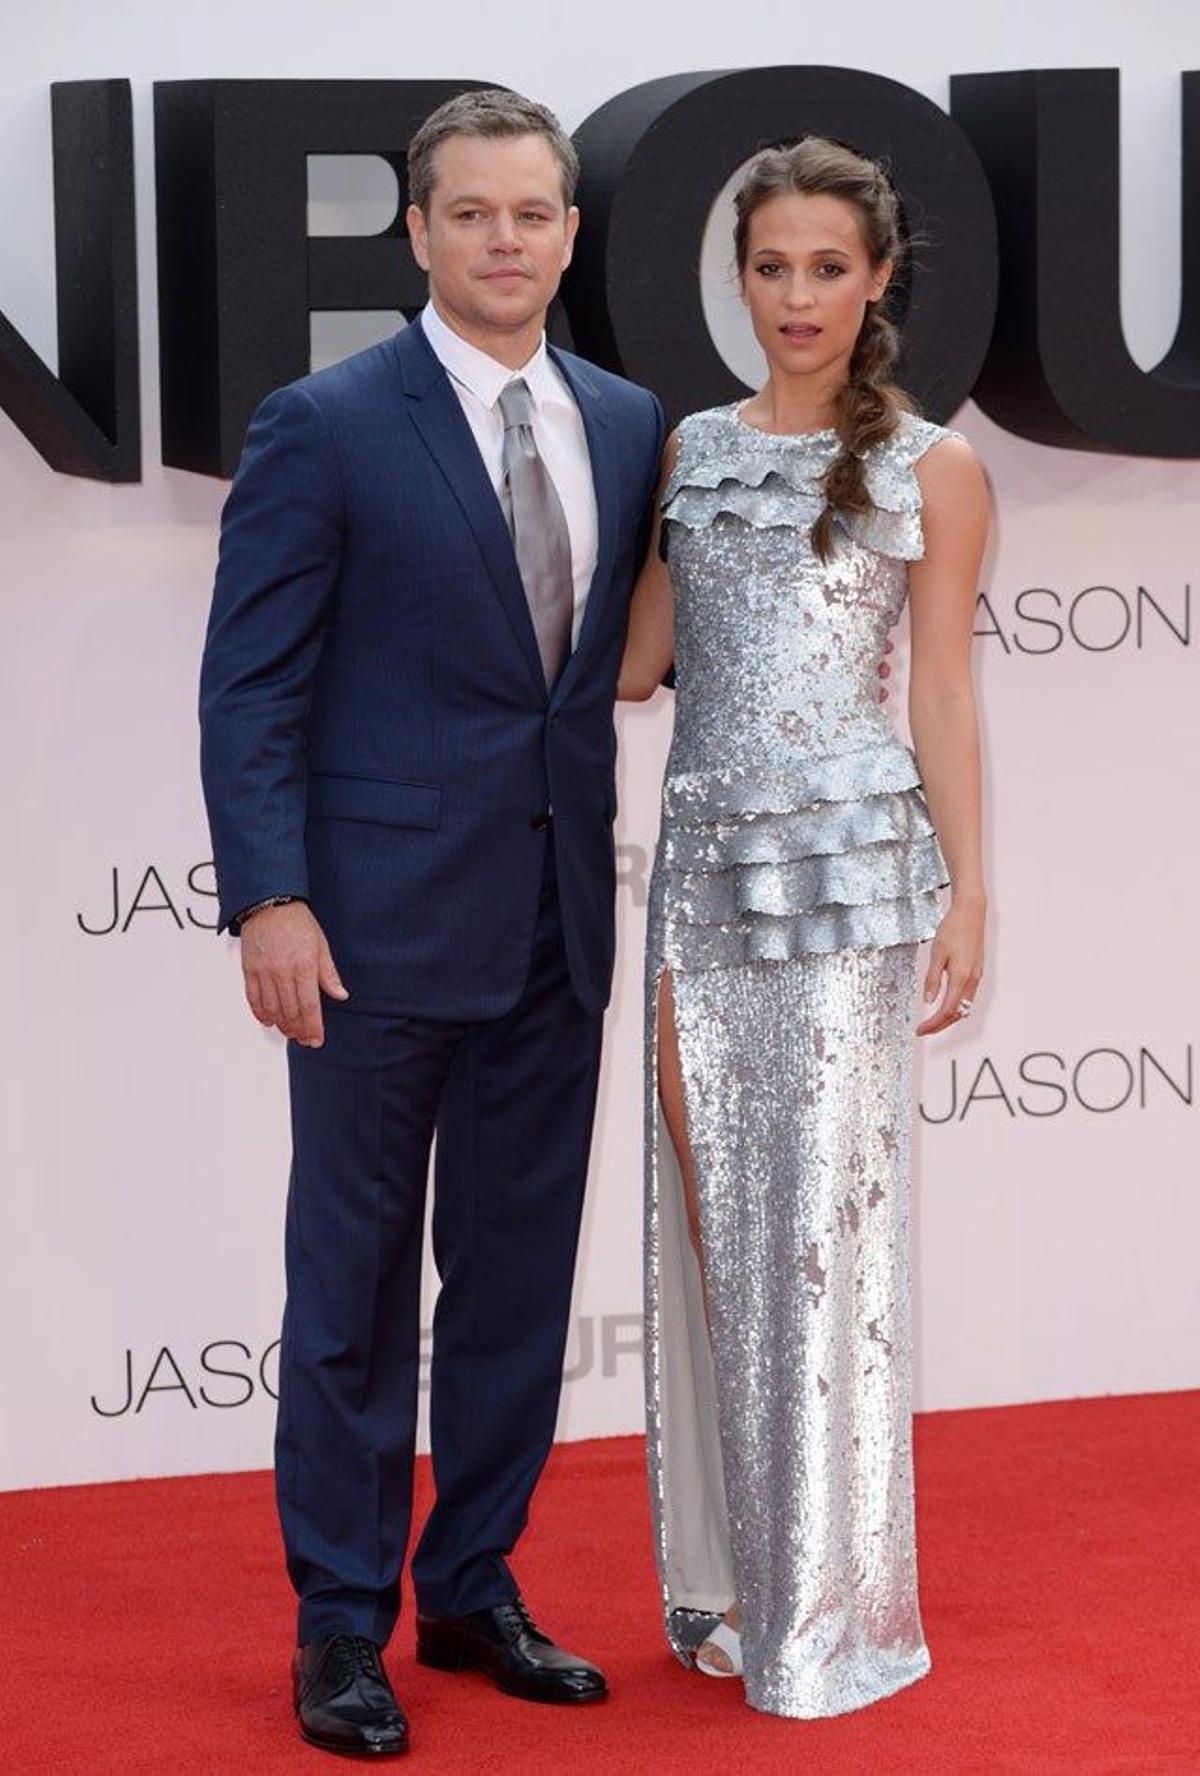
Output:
[419, 300, 599, 649]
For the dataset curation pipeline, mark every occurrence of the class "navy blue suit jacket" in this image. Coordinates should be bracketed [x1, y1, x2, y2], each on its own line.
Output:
[199, 321, 664, 1018]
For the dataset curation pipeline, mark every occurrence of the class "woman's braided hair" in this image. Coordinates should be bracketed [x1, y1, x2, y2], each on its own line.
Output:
[733, 136, 912, 562]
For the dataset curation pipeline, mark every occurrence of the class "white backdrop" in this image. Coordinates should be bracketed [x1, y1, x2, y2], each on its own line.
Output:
[2, 0, 1197, 1491]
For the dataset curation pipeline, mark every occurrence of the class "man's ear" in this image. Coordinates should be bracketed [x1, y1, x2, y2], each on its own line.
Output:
[406, 203, 431, 273]
[561, 205, 581, 271]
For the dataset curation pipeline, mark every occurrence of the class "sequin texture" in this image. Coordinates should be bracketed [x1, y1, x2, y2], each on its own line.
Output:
[643, 404, 952, 1717]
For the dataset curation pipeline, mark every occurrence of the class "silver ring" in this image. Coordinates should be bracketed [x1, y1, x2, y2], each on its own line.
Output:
[956, 998, 974, 1017]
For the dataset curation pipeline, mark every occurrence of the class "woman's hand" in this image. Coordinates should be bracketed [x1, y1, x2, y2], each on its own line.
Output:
[916, 892, 985, 1037]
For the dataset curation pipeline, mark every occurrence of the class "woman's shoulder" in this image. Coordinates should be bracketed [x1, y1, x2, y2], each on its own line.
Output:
[672, 403, 741, 445]
[661, 404, 740, 495]
[661, 405, 733, 484]
[877, 407, 969, 466]
[852, 410, 982, 561]
[887, 411, 982, 501]
[867, 409, 980, 506]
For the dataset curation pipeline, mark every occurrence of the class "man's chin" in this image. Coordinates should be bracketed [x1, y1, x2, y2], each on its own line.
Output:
[471, 289, 550, 331]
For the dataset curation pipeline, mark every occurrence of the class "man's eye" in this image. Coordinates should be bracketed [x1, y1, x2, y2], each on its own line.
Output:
[519, 211, 550, 223]
[455, 210, 482, 222]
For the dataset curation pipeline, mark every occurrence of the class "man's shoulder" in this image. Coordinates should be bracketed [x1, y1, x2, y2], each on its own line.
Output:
[266, 332, 404, 422]
[551, 347, 660, 423]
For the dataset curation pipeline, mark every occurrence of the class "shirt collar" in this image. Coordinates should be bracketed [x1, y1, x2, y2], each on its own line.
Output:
[420, 299, 554, 412]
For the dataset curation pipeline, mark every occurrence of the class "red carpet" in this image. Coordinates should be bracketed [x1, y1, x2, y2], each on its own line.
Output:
[3, 1391, 1198, 1773]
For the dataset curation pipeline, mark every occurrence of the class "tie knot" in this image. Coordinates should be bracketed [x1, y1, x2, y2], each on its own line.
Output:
[498, 378, 535, 430]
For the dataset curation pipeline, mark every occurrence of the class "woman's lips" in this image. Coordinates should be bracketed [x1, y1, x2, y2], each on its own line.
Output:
[781, 323, 821, 339]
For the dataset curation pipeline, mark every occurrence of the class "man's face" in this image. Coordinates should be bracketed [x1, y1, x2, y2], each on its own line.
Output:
[406, 132, 579, 344]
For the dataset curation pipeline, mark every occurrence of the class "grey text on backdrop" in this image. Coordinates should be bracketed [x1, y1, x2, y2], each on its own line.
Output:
[76, 863, 218, 935]
[919, 1045, 1194, 1123]
[975, 585, 1193, 654]
[88, 1315, 644, 1419]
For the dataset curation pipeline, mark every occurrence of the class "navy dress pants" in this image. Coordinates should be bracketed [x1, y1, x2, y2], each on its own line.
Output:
[276, 842, 604, 1645]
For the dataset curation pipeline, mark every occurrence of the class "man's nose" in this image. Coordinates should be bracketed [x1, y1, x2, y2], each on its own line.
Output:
[487, 214, 522, 252]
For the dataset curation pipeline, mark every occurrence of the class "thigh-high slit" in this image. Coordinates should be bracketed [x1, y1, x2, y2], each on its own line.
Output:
[642, 939, 931, 1717]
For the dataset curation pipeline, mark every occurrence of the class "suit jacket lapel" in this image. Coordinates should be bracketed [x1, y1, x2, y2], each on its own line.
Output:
[394, 323, 547, 697]
[547, 346, 619, 712]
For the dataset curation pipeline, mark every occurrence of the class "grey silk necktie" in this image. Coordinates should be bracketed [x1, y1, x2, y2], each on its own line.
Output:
[498, 378, 574, 689]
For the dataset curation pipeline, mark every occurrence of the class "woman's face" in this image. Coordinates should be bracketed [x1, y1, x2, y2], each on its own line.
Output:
[741, 190, 892, 386]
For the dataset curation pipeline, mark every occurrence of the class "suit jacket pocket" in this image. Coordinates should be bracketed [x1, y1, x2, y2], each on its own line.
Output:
[308, 772, 442, 828]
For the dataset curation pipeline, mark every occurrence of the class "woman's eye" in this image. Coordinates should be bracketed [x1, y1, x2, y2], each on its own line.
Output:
[817, 262, 846, 278]
[756, 262, 783, 278]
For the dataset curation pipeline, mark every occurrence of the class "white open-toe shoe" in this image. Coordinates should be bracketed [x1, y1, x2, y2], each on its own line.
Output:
[694, 1620, 743, 1678]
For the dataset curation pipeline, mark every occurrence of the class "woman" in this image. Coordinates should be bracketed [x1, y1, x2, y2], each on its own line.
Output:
[618, 137, 988, 1718]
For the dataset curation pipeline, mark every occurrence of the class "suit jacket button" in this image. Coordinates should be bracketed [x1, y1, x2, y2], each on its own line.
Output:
[530, 811, 552, 831]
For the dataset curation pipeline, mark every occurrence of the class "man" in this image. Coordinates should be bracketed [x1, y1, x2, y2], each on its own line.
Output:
[199, 89, 663, 1757]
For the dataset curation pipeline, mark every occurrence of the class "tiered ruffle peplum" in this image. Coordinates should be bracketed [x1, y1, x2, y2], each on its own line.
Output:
[655, 744, 945, 969]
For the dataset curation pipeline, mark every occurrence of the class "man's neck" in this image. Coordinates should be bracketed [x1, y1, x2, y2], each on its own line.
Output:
[427, 295, 545, 372]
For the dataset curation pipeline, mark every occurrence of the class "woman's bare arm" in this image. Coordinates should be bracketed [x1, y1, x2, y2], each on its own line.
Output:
[617, 430, 680, 701]
[908, 434, 990, 1035]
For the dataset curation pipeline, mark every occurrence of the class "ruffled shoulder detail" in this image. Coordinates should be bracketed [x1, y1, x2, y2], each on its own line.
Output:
[661, 404, 961, 564]
[663, 471, 825, 537]
[848, 412, 959, 562]
[661, 405, 827, 533]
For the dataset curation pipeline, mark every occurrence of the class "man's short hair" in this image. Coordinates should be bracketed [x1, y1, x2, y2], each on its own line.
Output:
[407, 88, 580, 215]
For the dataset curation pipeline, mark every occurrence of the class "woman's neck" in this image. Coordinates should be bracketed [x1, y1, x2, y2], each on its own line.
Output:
[744, 367, 846, 436]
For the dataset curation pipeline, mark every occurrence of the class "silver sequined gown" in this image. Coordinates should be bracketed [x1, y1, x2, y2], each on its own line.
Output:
[644, 404, 953, 1718]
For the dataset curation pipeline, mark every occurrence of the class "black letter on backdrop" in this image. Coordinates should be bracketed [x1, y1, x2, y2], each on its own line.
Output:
[564, 66, 998, 428]
[0, 81, 140, 481]
[951, 69, 1200, 455]
[153, 80, 492, 476]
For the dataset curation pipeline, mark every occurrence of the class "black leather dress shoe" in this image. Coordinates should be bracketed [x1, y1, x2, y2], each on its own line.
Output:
[416, 1598, 607, 1704]
[292, 1635, 409, 1757]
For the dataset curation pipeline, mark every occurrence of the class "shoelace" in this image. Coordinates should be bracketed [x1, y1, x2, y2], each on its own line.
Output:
[491, 1599, 546, 1645]
[323, 1634, 383, 1689]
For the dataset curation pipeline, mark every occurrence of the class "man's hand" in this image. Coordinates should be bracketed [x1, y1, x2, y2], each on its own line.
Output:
[240, 902, 348, 1047]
